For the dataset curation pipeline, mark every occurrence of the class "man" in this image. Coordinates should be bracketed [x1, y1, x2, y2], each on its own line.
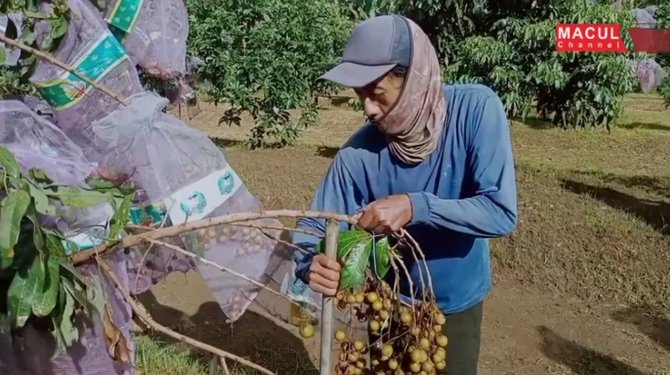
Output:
[292, 14, 517, 374]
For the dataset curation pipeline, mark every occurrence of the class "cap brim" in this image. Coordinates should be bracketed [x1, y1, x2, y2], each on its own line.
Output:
[319, 62, 397, 88]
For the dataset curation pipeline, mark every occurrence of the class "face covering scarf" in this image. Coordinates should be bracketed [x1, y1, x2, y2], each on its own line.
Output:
[376, 17, 447, 165]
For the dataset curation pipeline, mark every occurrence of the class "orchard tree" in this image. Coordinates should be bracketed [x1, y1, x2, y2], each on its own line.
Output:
[389, 0, 639, 129]
[187, 0, 352, 148]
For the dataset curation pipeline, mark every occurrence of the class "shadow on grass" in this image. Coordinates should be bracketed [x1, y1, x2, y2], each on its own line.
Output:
[561, 179, 670, 235]
[209, 137, 246, 149]
[538, 326, 647, 375]
[611, 305, 670, 351]
[314, 145, 339, 158]
[617, 122, 670, 132]
[138, 292, 318, 375]
[517, 116, 555, 130]
[209, 137, 290, 150]
[568, 172, 670, 199]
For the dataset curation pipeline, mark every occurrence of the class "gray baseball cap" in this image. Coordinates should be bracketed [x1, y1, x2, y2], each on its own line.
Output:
[320, 15, 411, 88]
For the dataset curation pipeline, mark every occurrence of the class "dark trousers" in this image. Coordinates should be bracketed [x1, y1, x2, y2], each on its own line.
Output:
[441, 301, 484, 375]
[368, 300, 483, 375]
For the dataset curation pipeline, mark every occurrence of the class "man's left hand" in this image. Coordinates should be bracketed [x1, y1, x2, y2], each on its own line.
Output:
[355, 194, 413, 234]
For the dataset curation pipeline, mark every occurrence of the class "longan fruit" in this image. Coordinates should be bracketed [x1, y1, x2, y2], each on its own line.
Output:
[299, 323, 314, 338]
[334, 330, 346, 341]
[366, 292, 379, 303]
[436, 335, 448, 347]
[421, 361, 434, 372]
[369, 320, 381, 332]
[354, 340, 365, 351]
[388, 358, 399, 370]
[377, 310, 388, 320]
[382, 344, 393, 357]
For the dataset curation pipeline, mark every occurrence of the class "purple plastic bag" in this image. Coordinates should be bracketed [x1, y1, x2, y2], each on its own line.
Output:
[92, 91, 290, 322]
[630, 58, 667, 94]
[0, 100, 96, 186]
[0, 101, 134, 375]
[104, 0, 189, 80]
[29, 0, 143, 163]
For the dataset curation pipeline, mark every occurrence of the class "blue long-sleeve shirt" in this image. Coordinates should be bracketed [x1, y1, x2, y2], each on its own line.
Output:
[293, 83, 517, 314]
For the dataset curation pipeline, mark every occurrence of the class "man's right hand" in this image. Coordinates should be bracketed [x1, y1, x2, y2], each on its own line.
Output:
[307, 254, 341, 296]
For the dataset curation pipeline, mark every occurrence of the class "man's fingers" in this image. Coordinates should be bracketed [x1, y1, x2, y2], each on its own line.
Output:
[316, 254, 341, 271]
[309, 273, 338, 291]
[312, 261, 340, 281]
[372, 225, 387, 235]
[311, 284, 337, 296]
[356, 209, 375, 230]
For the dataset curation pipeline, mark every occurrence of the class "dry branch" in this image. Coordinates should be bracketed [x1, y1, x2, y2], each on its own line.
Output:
[143, 238, 293, 303]
[0, 33, 128, 106]
[72, 210, 356, 265]
[97, 259, 277, 375]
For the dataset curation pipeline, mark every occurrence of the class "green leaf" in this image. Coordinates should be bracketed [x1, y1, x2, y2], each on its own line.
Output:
[0, 190, 31, 269]
[32, 256, 60, 317]
[85, 177, 117, 190]
[56, 286, 79, 347]
[44, 229, 68, 258]
[0, 146, 21, 179]
[47, 186, 111, 207]
[62, 277, 91, 312]
[0, 48, 5, 66]
[340, 235, 372, 290]
[29, 168, 53, 184]
[109, 195, 133, 239]
[336, 229, 370, 260]
[315, 229, 370, 260]
[29, 184, 56, 216]
[371, 237, 391, 279]
[57, 258, 88, 286]
[7, 256, 41, 328]
[50, 17, 69, 40]
[25, 210, 45, 252]
[51, 285, 68, 350]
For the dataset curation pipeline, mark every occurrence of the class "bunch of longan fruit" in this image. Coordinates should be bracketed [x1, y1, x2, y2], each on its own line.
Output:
[329, 279, 448, 374]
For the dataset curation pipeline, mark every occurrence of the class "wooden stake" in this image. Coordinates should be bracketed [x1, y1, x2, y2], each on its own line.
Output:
[319, 219, 339, 375]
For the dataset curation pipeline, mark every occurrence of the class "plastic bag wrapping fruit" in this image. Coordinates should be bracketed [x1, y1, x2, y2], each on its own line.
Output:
[103, 0, 189, 80]
[632, 7, 657, 28]
[0, 100, 97, 187]
[629, 58, 667, 94]
[29, 0, 143, 163]
[92, 91, 289, 321]
[0, 102, 134, 374]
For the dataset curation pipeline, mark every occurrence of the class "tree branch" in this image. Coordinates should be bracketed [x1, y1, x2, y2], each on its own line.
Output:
[72, 210, 356, 265]
[97, 259, 277, 375]
[0, 33, 128, 106]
